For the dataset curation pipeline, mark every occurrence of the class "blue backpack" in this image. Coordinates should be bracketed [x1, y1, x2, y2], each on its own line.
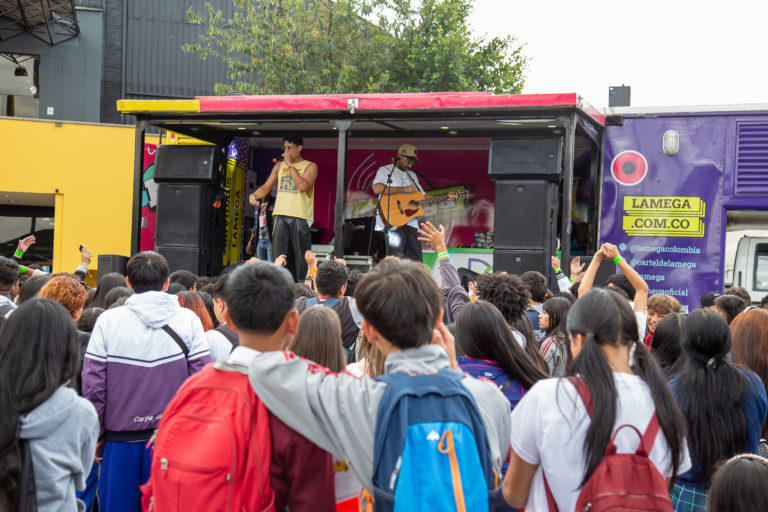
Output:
[369, 368, 499, 512]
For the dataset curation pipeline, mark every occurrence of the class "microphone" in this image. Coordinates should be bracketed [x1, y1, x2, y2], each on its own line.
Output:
[272, 155, 285, 164]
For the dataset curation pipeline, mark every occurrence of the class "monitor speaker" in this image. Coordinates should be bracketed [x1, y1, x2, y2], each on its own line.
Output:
[155, 246, 222, 277]
[97, 254, 129, 279]
[489, 137, 563, 180]
[154, 145, 225, 184]
[493, 249, 552, 278]
[493, 180, 558, 249]
[155, 183, 226, 249]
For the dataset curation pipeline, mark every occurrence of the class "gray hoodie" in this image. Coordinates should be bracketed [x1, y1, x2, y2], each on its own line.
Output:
[19, 385, 99, 512]
[248, 344, 511, 492]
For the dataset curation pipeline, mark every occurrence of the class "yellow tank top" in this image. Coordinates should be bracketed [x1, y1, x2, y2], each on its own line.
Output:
[272, 160, 315, 221]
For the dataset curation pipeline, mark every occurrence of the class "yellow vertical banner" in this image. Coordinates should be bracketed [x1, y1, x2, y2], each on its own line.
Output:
[223, 140, 248, 266]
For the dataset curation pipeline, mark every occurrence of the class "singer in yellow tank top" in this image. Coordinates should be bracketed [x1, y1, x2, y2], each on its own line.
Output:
[249, 135, 319, 282]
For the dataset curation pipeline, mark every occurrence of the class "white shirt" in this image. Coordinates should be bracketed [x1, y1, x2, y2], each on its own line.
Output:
[205, 328, 236, 362]
[373, 164, 425, 230]
[510, 373, 691, 511]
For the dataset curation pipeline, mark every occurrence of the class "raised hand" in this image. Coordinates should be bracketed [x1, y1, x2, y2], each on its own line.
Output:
[417, 221, 447, 254]
[551, 255, 561, 271]
[570, 256, 585, 276]
[17, 234, 36, 253]
[304, 250, 317, 269]
[275, 254, 287, 267]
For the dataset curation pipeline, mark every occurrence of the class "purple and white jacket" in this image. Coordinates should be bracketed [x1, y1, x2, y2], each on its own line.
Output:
[82, 291, 211, 436]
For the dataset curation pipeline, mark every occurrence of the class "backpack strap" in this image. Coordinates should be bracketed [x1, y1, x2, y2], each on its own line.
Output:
[162, 325, 188, 359]
[640, 412, 661, 455]
[566, 376, 594, 417]
[17, 438, 37, 512]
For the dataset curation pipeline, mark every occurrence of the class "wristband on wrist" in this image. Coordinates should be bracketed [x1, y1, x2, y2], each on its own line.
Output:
[310, 268, 318, 275]
[437, 251, 449, 260]
[554, 268, 562, 273]
[19, 265, 28, 274]
[613, 255, 623, 264]
[14, 249, 23, 258]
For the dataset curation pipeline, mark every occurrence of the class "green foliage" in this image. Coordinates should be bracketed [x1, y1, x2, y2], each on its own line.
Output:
[184, 0, 528, 95]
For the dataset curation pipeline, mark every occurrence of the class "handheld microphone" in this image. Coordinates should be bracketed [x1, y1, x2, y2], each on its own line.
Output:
[272, 155, 285, 164]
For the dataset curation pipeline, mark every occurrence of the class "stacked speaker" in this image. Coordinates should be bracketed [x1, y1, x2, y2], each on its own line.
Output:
[154, 145, 226, 277]
[489, 138, 563, 279]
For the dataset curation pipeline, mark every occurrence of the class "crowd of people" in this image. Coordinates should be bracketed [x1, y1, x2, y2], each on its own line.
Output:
[3, 220, 768, 512]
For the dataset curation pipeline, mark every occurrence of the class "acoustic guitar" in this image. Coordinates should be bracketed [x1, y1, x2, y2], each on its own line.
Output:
[378, 190, 471, 227]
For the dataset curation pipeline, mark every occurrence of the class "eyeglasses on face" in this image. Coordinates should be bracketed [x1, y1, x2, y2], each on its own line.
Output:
[281, 145, 297, 151]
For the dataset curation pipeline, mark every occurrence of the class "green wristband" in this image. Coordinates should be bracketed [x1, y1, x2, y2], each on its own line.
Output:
[613, 255, 623, 264]
[554, 268, 562, 273]
[437, 251, 449, 260]
[14, 249, 23, 258]
[20, 265, 28, 273]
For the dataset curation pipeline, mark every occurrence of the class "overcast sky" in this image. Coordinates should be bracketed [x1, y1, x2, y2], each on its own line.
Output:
[468, 0, 768, 109]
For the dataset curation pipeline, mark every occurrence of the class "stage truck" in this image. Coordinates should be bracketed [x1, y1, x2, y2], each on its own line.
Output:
[117, 95, 768, 312]
[601, 105, 768, 311]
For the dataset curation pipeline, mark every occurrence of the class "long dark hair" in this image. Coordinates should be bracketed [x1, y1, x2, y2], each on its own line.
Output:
[89, 272, 126, 308]
[650, 313, 684, 380]
[0, 299, 79, 509]
[565, 288, 686, 486]
[456, 300, 547, 390]
[289, 307, 346, 373]
[674, 308, 749, 484]
[542, 297, 572, 365]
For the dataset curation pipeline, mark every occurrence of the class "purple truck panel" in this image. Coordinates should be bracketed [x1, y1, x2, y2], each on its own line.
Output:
[601, 116, 728, 313]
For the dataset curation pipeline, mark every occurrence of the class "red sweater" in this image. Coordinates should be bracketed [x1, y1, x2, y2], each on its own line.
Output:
[270, 413, 336, 512]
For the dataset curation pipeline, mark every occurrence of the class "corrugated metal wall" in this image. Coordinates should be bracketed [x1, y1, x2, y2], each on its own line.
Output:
[124, 0, 237, 99]
[100, 0, 123, 123]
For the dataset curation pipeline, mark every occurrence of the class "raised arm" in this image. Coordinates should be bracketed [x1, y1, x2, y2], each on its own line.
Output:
[288, 161, 318, 193]
[250, 164, 280, 204]
[601, 243, 648, 313]
[578, 247, 605, 297]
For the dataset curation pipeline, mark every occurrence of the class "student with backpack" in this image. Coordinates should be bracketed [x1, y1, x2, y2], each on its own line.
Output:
[249, 258, 511, 511]
[502, 288, 691, 511]
[142, 262, 335, 512]
[81, 252, 212, 512]
[456, 300, 548, 411]
[669, 309, 767, 511]
[295, 256, 362, 356]
[0, 299, 99, 512]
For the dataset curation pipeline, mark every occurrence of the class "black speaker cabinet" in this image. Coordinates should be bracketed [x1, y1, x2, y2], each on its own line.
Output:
[493, 180, 558, 249]
[156, 246, 222, 277]
[154, 145, 225, 184]
[155, 183, 226, 249]
[97, 254, 129, 279]
[493, 249, 552, 277]
[489, 137, 563, 180]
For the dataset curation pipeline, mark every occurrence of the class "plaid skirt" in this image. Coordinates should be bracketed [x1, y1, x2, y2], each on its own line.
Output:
[671, 481, 709, 512]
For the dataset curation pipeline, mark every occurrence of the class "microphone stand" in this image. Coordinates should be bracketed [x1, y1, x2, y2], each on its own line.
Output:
[383, 161, 398, 257]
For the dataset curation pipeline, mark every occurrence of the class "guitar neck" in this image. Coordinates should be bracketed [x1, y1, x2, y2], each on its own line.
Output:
[419, 192, 466, 206]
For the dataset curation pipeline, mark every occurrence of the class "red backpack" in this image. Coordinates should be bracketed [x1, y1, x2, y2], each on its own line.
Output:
[141, 362, 275, 512]
[544, 377, 673, 512]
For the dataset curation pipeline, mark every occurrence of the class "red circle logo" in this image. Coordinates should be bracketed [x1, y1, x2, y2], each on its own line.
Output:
[610, 150, 648, 186]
